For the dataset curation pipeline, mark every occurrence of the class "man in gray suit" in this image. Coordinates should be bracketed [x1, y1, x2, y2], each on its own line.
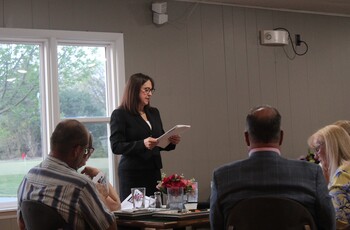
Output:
[210, 105, 335, 230]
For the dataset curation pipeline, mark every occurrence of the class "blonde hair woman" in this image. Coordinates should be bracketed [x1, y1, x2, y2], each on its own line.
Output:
[334, 120, 350, 136]
[308, 125, 350, 227]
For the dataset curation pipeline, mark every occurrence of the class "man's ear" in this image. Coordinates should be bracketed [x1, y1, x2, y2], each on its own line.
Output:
[73, 145, 83, 158]
[244, 131, 250, 146]
[279, 130, 284, 146]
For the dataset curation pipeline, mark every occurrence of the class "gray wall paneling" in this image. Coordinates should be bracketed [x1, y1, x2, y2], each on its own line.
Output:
[4, 0, 32, 28]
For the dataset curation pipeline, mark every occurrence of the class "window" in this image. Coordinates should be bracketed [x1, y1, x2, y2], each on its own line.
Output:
[0, 28, 125, 210]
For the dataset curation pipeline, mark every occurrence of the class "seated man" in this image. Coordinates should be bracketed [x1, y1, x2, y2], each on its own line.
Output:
[17, 119, 116, 230]
[210, 105, 335, 230]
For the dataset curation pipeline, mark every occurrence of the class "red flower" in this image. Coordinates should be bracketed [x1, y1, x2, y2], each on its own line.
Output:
[156, 173, 195, 194]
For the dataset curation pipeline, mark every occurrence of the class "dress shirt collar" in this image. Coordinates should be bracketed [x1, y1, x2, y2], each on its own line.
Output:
[248, 147, 281, 157]
[47, 155, 76, 171]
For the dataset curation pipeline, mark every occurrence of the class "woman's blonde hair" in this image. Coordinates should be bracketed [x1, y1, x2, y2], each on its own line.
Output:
[333, 120, 350, 136]
[308, 125, 350, 178]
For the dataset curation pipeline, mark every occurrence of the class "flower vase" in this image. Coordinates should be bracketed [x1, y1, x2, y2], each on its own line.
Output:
[167, 187, 184, 210]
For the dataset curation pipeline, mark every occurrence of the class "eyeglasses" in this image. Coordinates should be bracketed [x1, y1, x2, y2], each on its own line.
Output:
[141, 87, 155, 94]
[84, 147, 95, 155]
[313, 142, 324, 154]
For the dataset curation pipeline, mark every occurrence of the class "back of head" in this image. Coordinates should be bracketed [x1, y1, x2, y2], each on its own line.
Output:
[246, 105, 281, 144]
[333, 120, 350, 136]
[50, 119, 88, 156]
[120, 73, 155, 114]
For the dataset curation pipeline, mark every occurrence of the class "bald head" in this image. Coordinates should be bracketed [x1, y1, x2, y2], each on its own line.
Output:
[50, 119, 89, 156]
[246, 105, 282, 144]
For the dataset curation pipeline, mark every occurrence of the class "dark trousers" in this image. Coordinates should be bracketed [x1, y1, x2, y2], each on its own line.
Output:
[118, 168, 161, 201]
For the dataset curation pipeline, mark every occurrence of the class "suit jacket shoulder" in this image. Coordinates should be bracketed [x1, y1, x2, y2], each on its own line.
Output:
[211, 151, 335, 230]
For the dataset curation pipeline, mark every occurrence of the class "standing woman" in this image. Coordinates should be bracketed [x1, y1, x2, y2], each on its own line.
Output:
[110, 73, 181, 200]
[308, 125, 350, 228]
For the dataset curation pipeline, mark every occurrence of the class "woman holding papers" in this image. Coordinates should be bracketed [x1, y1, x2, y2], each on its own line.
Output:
[110, 73, 181, 200]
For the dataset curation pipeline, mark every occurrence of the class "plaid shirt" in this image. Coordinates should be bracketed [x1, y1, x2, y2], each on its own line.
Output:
[17, 155, 114, 230]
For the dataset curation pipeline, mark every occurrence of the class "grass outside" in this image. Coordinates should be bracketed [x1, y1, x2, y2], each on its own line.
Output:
[0, 158, 109, 198]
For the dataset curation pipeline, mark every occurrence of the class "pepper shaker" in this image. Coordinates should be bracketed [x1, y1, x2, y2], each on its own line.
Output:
[154, 191, 162, 208]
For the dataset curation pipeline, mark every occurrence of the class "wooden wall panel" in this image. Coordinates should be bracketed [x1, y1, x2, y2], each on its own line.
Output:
[301, 14, 325, 136]
[230, 7, 251, 158]
[185, 3, 213, 198]
[201, 4, 231, 171]
[282, 13, 314, 157]
[0, 219, 17, 230]
[4, 0, 32, 28]
[272, 12, 294, 155]
[0, 0, 4, 27]
[256, 10, 278, 106]
[48, 0, 75, 30]
[0, 211, 18, 229]
[307, 15, 334, 126]
[245, 9, 261, 106]
[334, 19, 350, 119]
[152, 2, 194, 177]
[329, 17, 349, 120]
[222, 7, 241, 162]
[32, 0, 49, 29]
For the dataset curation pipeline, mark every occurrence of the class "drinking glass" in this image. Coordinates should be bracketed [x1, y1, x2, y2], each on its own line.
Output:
[187, 182, 198, 203]
[131, 187, 146, 209]
[167, 187, 184, 210]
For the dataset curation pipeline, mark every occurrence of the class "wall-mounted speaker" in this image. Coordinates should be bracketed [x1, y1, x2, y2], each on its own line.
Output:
[260, 30, 289, 46]
[152, 2, 168, 25]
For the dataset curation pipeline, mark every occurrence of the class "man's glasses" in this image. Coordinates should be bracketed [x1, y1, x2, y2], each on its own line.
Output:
[84, 147, 95, 155]
[141, 87, 155, 94]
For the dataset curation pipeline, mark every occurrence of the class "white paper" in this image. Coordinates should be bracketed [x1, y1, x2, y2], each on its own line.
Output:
[92, 171, 105, 183]
[121, 194, 133, 210]
[156, 125, 191, 148]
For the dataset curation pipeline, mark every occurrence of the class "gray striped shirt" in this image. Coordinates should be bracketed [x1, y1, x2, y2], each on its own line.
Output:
[17, 155, 114, 229]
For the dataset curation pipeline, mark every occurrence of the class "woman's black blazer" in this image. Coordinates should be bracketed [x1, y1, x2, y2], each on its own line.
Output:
[110, 107, 175, 170]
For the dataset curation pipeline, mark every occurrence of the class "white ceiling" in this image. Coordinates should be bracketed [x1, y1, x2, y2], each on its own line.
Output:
[174, 0, 350, 16]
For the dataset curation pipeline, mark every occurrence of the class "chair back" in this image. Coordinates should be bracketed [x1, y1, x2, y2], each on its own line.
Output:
[21, 200, 70, 230]
[226, 196, 317, 230]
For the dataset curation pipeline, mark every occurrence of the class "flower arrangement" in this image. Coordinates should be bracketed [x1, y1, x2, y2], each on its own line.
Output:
[299, 148, 320, 164]
[156, 173, 196, 194]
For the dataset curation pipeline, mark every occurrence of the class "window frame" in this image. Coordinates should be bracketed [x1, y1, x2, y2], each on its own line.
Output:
[0, 28, 125, 210]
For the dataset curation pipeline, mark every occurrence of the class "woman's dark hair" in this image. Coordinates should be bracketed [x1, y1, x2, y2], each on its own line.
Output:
[120, 73, 155, 115]
[246, 105, 281, 143]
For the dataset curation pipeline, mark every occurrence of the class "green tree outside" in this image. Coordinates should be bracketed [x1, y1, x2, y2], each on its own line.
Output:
[0, 44, 107, 160]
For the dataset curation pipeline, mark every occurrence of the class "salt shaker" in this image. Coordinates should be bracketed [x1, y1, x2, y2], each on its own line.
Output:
[154, 191, 162, 208]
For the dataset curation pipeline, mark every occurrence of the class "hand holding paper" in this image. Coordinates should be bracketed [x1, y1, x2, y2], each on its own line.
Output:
[168, 134, 181, 145]
[157, 125, 191, 148]
[144, 137, 158, 150]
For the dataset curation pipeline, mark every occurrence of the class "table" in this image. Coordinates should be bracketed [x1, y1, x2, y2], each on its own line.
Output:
[116, 217, 210, 230]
